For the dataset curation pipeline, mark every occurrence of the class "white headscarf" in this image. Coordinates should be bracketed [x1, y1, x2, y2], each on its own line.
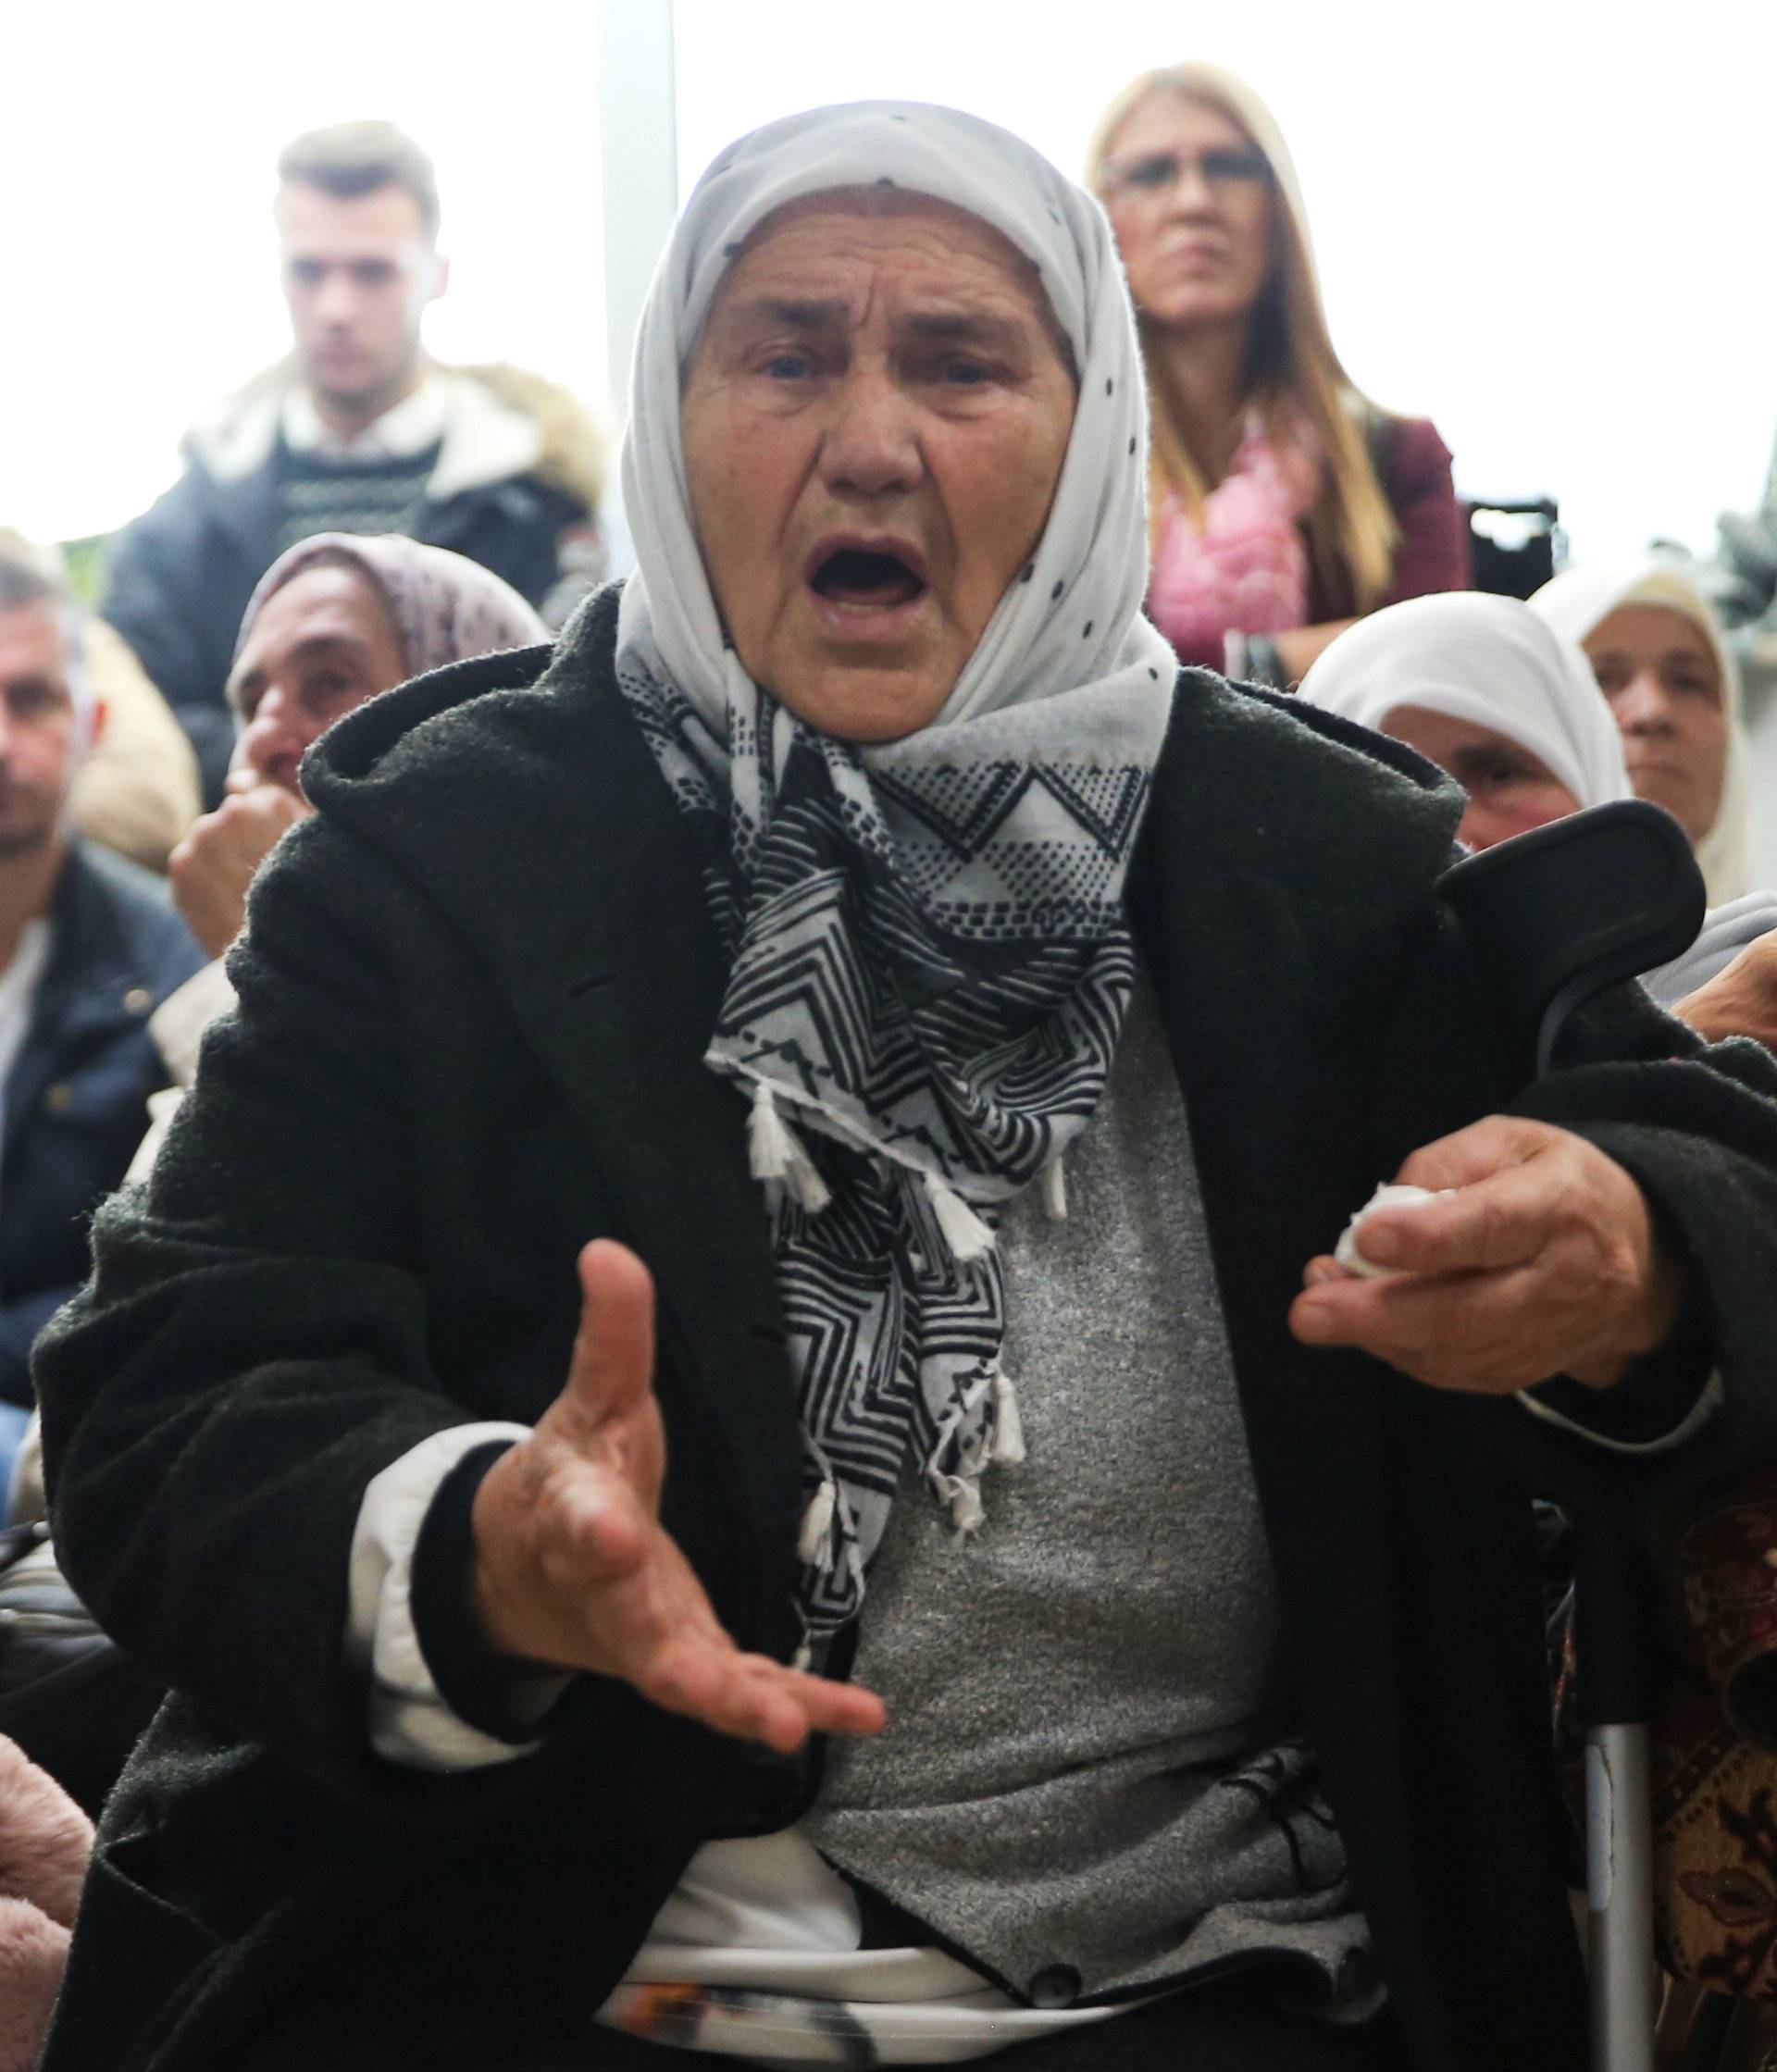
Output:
[1299, 591, 1633, 811]
[609, 101, 1174, 1649]
[1531, 563, 1755, 905]
[617, 99, 1172, 738]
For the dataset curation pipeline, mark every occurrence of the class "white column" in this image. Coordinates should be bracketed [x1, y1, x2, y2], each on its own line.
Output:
[598, 0, 680, 428]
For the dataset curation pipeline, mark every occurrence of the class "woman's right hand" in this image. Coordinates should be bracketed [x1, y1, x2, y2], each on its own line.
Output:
[168, 782, 310, 959]
[468, 1240, 886, 1754]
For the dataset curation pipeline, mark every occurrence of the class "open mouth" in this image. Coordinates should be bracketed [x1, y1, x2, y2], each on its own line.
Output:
[808, 546, 927, 612]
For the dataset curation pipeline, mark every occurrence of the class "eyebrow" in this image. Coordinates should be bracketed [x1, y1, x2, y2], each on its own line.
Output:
[715, 296, 1031, 352]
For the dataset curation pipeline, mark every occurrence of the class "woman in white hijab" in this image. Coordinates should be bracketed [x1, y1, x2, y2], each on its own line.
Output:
[1532, 562, 1756, 905]
[1299, 590, 1777, 1013]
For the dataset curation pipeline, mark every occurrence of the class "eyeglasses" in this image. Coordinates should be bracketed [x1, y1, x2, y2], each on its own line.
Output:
[1100, 146, 1272, 203]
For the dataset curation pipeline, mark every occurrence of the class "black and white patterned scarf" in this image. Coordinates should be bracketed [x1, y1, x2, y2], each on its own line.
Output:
[615, 103, 1175, 1649]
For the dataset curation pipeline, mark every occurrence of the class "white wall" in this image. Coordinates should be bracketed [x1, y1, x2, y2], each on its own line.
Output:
[3, 3, 608, 544]
[672, 0, 1777, 565]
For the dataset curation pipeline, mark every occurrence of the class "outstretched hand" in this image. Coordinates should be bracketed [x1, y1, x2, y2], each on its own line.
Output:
[1288, 1116, 1690, 1394]
[469, 1240, 885, 1754]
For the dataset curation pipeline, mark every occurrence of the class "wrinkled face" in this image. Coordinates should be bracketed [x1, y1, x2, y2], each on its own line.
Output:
[275, 180, 445, 415]
[1384, 704, 1583, 851]
[1583, 605, 1728, 849]
[1100, 92, 1274, 333]
[679, 193, 1077, 740]
[229, 565, 408, 795]
[0, 606, 85, 860]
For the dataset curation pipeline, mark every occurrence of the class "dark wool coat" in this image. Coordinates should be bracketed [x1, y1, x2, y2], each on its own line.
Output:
[0, 841, 203, 1405]
[34, 588, 1777, 2072]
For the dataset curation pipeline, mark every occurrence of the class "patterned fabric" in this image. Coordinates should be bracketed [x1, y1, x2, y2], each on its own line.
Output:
[617, 657, 1159, 1641]
[271, 444, 440, 558]
[612, 101, 1175, 1647]
[1147, 409, 1321, 659]
[1550, 1470, 1777, 2004]
[234, 531, 547, 689]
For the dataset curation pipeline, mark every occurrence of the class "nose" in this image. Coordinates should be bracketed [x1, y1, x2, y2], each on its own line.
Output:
[1165, 155, 1221, 216]
[1609, 667, 1675, 737]
[237, 687, 308, 792]
[311, 267, 359, 329]
[818, 366, 924, 501]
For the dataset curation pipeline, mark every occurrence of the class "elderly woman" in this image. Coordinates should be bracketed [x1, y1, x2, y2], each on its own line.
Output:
[1087, 64, 1470, 687]
[32, 105, 1777, 2072]
[1533, 561, 1758, 905]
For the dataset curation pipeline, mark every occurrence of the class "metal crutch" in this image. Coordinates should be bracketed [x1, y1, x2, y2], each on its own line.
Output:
[1436, 796, 1706, 2072]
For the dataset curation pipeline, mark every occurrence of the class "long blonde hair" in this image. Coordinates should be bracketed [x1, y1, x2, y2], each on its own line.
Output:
[1087, 62, 1398, 615]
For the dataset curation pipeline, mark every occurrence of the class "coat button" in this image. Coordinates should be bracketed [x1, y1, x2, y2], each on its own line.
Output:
[1027, 1964, 1081, 2009]
[123, 986, 153, 1015]
[43, 1083, 72, 1113]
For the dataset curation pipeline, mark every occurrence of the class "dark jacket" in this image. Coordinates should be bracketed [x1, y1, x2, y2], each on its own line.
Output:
[101, 363, 604, 802]
[0, 843, 203, 1406]
[34, 588, 1777, 2072]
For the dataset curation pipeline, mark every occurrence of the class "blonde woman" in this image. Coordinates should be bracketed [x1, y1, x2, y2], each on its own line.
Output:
[1088, 63, 1469, 684]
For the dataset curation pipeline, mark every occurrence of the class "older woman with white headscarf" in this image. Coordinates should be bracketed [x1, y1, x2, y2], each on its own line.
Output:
[33, 103, 1777, 2072]
[1533, 561, 1757, 905]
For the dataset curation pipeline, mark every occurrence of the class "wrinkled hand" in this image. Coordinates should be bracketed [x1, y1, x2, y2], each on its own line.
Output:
[168, 783, 309, 958]
[1676, 933, 1777, 1049]
[1288, 1116, 1689, 1394]
[469, 1240, 886, 1754]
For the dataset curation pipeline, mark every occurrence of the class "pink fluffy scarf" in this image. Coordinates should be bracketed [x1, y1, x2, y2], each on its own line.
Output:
[1147, 409, 1322, 657]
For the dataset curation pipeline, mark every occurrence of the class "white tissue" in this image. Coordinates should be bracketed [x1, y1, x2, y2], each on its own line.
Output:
[1333, 1184, 1449, 1280]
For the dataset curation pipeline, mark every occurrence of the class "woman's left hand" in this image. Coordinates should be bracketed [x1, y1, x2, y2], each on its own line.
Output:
[1676, 933, 1777, 1049]
[1288, 1115, 1690, 1394]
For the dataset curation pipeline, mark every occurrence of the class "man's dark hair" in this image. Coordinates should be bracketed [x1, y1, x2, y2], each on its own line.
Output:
[277, 120, 441, 242]
[0, 551, 61, 616]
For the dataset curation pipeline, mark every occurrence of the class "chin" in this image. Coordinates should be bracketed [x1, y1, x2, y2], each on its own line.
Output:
[772, 665, 954, 744]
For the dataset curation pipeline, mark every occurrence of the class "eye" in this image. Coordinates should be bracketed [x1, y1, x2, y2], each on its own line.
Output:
[6, 682, 64, 721]
[302, 670, 358, 711]
[1465, 754, 1536, 792]
[938, 359, 993, 387]
[1125, 153, 1178, 190]
[762, 352, 814, 381]
[1202, 148, 1269, 185]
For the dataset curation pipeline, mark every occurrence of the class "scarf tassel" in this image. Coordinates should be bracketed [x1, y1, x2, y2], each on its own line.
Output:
[934, 1472, 987, 1538]
[797, 1476, 839, 1568]
[1041, 1153, 1068, 1223]
[749, 1081, 832, 1213]
[991, 1365, 1026, 1466]
[923, 1171, 996, 1265]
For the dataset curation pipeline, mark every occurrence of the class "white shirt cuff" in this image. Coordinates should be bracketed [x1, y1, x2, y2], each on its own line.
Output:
[149, 957, 236, 1086]
[346, 1421, 568, 1772]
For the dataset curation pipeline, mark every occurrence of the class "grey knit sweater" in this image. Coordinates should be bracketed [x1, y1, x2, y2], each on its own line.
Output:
[805, 975, 1376, 2015]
